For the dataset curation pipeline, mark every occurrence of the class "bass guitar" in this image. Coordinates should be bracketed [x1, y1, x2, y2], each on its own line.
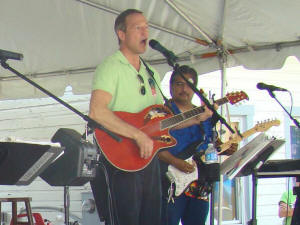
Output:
[167, 119, 280, 196]
[218, 119, 281, 154]
[94, 91, 248, 171]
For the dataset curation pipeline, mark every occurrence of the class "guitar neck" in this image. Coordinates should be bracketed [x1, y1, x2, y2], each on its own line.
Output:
[219, 127, 258, 152]
[161, 97, 228, 130]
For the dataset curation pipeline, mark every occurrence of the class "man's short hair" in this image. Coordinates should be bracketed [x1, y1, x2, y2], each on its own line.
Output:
[169, 65, 198, 87]
[114, 9, 143, 44]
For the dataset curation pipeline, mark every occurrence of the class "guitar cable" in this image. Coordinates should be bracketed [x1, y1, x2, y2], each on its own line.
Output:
[96, 161, 116, 225]
[92, 134, 116, 225]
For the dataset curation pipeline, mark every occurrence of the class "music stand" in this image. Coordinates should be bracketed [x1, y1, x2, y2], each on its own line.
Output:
[0, 138, 63, 185]
[220, 133, 285, 225]
[221, 133, 285, 179]
[40, 128, 98, 225]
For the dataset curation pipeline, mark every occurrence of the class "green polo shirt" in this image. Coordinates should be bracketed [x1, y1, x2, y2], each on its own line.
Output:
[92, 50, 163, 113]
[280, 190, 297, 225]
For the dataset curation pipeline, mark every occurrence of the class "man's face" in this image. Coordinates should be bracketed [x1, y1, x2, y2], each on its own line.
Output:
[118, 13, 149, 54]
[171, 73, 195, 104]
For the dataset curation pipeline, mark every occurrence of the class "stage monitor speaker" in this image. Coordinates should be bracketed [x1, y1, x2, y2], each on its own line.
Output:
[40, 128, 98, 186]
[0, 140, 63, 185]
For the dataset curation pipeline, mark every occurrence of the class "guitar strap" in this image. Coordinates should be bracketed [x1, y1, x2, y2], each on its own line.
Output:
[175, 140, 204, 160]
[140, 57, 164, 97]
[140, 57, 175, 113]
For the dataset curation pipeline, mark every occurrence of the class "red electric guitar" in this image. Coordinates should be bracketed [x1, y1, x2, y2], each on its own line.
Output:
[94, 91, 248, 171]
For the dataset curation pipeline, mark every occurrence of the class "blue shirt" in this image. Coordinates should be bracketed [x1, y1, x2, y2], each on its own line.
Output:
[168, 101, 213, 156]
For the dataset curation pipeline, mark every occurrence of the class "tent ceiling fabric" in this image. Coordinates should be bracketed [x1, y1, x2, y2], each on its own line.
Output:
[0, 0, 300, 99]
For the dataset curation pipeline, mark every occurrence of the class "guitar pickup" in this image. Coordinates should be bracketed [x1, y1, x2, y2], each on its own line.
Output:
[152, 135, 172, 143]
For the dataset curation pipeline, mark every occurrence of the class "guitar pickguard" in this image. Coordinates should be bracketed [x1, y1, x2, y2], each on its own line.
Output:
[167, 157, 198, 196]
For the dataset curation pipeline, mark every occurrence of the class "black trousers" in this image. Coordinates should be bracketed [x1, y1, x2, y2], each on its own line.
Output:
[91, 155, 162, 225]
[292, 182, 300, 225]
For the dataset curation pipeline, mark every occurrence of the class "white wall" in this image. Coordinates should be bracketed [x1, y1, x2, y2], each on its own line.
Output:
[0, 89, 91, 224]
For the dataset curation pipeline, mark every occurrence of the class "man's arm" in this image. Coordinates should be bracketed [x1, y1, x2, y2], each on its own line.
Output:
[158, 151, 195, 174]
[172, 105, 214, 130]
[89, 89, 153, 159]
[279, 201, 294, 218]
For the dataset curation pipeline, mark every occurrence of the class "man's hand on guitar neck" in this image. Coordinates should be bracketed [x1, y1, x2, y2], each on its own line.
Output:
[193, 103, 218, 125]
[195, 105, 214, 123]
[173, 104, 217, 130]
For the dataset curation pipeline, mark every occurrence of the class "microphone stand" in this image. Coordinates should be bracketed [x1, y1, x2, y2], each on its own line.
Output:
[1, 58, 122, 225]
[266, 90, 300, 225]
[267, 90, 300, 129]
[0, 58, 121, 142]
[265, 90, 300, 225]
[1, 57, 122, 225]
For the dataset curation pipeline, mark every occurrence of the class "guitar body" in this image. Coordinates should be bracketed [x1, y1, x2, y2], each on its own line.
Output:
[94, 104, 177, 171]
[167, 157, 198, 196]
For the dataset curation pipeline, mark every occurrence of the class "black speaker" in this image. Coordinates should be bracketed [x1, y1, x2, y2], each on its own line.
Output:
[40, 128, 98, 186]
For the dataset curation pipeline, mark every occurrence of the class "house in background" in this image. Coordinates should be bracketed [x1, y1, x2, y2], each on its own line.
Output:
[0, 57, 299, 225]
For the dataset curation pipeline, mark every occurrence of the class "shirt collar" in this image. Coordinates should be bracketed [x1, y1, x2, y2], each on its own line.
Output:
[116, 50, 146, 73]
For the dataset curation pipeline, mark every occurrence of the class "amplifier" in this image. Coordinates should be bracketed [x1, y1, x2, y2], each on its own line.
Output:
[40, 128, 99, 186]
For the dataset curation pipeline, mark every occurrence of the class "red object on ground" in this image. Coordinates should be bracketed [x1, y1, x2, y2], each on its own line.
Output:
[10, 213, 51, 225]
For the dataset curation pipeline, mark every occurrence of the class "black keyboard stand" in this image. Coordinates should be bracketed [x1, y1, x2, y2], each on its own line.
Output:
[247, 170, 258, 225]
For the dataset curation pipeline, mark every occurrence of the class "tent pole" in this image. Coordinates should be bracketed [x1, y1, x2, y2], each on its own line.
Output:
[217, 50, 227, 225]
[76, 0, 196, 42]
[165, 0, 216, 47]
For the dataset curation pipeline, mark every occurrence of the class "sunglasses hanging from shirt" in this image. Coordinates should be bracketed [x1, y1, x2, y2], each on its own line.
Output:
[140, 57, 175, 113]
[137, 74, 146, 95]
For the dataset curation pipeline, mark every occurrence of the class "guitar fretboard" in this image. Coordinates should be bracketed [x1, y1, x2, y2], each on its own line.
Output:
[160, 97, 228, 130]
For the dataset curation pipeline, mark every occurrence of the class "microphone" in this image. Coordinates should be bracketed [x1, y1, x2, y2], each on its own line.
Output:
[0, 49, 23, 61]
[149, 39, 178, 65]
[256, 82, 288, 92]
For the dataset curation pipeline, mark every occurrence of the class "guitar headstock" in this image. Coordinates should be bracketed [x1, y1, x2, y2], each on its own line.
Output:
[226, 91, 249, 105]
[254, 119, 281, 132]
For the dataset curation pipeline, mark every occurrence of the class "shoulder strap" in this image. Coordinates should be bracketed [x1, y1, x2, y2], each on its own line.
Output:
[140, 58, 168, 101]
[140, 57, 174, 112]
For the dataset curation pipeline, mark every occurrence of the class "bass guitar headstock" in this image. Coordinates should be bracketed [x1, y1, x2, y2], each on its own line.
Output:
[254, 119, 281, 132]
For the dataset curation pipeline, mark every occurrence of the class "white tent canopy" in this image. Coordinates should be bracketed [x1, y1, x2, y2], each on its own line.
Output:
[1, 0, 300, 99]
